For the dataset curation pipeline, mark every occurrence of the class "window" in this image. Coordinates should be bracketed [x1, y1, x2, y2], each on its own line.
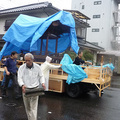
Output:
[92, 42, 98, 46]
[4, 19, 15, 31]
[92, 29, 100, 32]
[94, 1, 102, 5]
[82, 5, 85, 9]
[93, 15, 101, 18]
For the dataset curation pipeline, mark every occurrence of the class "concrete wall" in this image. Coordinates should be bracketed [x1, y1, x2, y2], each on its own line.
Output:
[97, 54, 118, 73]
[76, 27, 86, 38]
[93, 51, 97, 65]
[117, 56, 120, 74]
[71, 0, 119, 51]
[0, 11, 49, 34]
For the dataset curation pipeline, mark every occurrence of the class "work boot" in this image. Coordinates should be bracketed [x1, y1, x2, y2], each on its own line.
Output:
[2, 94, 8, 98]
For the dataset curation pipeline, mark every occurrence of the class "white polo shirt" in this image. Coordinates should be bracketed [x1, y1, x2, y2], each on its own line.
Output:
[18, 63, 45, 88]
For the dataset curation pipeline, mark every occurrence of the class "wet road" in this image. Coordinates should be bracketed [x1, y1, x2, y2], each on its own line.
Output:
[0, 77, 120, 120]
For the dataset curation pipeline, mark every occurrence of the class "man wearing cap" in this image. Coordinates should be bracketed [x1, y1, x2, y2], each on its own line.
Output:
[41, 56, 61, 91]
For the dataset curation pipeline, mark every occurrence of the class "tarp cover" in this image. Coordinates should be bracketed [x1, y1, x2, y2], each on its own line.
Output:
[91, 64, 115, 71]
[60, 54, 114, 84]
[103, 63, 115, 71]
[0, 11, 79, 60]
[60, 54, 88, 84]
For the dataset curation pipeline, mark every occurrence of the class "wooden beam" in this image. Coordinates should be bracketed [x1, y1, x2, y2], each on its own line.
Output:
[109, 58, 111, 63]
[45, 36, 49, 55]
[40, 39, 43, 55]
[55, 37, 58, 56]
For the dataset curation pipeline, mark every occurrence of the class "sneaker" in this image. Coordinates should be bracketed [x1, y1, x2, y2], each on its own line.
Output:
[101, 90, 104, 94]
[2, 95, 8, 98]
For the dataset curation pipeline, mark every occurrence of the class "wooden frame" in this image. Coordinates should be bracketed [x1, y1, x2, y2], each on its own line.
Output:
[0, 56, 113, 96]
[83, 66, 112, 97]
[40, 34, 59, 56]
[49, 65, 112, 97]
[49, 57, 113, 97]
[0, 68, 4, 81]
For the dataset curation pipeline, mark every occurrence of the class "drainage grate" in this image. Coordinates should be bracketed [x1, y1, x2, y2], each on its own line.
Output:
[6, 103, 16, 107]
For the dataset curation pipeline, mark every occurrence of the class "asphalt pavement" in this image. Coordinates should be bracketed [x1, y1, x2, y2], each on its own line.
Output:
[0, 75, 120, 120]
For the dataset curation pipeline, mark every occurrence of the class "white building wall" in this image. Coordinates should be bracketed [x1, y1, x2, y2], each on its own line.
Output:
[0, 12, 48, 35]
[71, 0, 119, 51]
[0, 18, 6, 34]
[76, 27, 85, 38]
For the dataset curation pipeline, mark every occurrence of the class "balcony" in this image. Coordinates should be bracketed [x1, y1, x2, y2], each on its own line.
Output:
[115, 0, 120, 4]
[112, 25, 120, 38]
[113, 11, 120, 23]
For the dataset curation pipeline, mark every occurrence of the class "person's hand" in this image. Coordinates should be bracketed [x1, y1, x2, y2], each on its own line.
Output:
[6, 71, 10, 75]
[22, 85, 26, 93]
[42, 83, 46, 90]
[90, 62, 92, 65]
[60, 64, 62, 67]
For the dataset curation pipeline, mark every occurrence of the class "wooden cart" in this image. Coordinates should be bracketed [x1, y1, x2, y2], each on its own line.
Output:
[0, 68, 4, 81]
[49, 57, 113, 97]
[0, 58, 113, 97]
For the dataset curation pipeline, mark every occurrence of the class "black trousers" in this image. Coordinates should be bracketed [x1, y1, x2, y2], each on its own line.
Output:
[2, 73, 19, 96]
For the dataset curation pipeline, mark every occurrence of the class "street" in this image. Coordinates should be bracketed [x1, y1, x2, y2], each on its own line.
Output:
[0, 76, 120, 120]
[0, 0, 120, 120]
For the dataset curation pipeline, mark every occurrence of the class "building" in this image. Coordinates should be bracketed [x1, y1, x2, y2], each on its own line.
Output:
[0, 0, 17, 10]
[0, 2, 104, 63]
[0, 2, 59, 49]
[71, 0, 120, 51]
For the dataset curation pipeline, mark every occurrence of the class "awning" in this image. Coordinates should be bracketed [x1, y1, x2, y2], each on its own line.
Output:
[78, 37, 104, 51]
[98, 50, 120, 56]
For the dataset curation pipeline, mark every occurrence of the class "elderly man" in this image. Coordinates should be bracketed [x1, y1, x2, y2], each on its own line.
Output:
[18, 53, 45, 120]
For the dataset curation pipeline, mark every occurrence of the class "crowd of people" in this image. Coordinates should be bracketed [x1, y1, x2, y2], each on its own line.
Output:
[0, 50, 92, 120]
[0, 51, 62, 120]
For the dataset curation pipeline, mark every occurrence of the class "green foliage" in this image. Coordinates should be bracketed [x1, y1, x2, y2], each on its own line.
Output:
[83, 49, 93, 61]
[60, 50, 76, 60]
[60, 49, 93, 62]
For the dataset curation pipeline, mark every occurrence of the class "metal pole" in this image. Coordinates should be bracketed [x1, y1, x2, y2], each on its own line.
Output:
[40, 39, 43, 55]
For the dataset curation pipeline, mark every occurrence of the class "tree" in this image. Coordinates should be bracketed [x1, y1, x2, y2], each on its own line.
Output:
[83, 49, 93, 62]
[60, 49, 76, 60]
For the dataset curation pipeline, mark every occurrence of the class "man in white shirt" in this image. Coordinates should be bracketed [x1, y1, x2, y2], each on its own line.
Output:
[18, 53, 45, 120]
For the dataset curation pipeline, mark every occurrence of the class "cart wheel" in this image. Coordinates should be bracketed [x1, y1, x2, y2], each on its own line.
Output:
[99, 90, 104, 97]
[94, 89, 99, 95]
[101, 90, 104, 96]
[66, 83, 82, 98]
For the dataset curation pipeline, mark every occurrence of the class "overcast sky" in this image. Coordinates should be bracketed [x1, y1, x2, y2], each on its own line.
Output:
[0, 0, 72, 10]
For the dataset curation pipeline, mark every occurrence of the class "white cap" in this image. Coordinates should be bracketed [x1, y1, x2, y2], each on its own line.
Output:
[46, 56, 52, 63]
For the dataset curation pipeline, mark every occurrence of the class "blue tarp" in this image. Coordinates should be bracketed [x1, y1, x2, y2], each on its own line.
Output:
[88, 64, 115, 71]
[103, 63, 115, 71]
[60, 54, 115, 84]
[60, 54, 88, 84]
[0, 11, 79, 60]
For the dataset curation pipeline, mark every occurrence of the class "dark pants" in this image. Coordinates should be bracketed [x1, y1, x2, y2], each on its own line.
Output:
[1, 71, 12, 87]
[2, 73, 19, 97]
